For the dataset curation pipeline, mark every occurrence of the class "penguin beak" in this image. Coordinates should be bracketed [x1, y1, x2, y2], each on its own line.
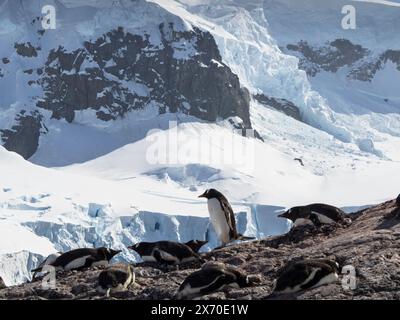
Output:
[127, 245, 137, 251]
[111, 249, 122, 256]
[198, 192, 206, 198]
[278, 211, 288, 218]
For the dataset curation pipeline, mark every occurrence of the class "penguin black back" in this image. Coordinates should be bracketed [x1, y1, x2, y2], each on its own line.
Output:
[176, 263, 256, 299]
[279, 203, 346, 224]
[52, 247, 121, 271]
[274, 259, 339, 294]
[128, 241, 202, 264]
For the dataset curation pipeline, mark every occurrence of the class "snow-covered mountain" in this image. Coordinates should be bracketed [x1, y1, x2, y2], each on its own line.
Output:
[0, 0, 399, 286]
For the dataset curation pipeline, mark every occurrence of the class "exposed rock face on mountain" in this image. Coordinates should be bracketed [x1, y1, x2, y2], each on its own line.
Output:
[0, 0, 252, 159]
[35, 25, 250, 126]
[0, 110, 46, 159]
[253, 94, 301, 121]
[1, 197, 399, 300]
[286, 39, 400, 81]
[0, 277, 6, 290]
[14, 42, 40, 58]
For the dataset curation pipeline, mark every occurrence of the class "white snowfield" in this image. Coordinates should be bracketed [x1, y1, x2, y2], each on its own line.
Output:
[0, 0, 399, 285]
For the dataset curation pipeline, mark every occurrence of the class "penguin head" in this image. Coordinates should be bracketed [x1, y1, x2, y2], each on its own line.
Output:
[278, 206, 307, 221]
[127, 243, 144, 255]
[185, 240, 208, 252]
[326, 255, 346, 271]
[198, 188, 221, 199]
[101, 247, 122, 260]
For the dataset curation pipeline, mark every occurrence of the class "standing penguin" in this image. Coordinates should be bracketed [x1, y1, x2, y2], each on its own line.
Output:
[185, 240, 208, 253]
[128, 241, 203, 265]
[49, 247, 121, 272]
[272, 258, 340, 295]
[278, 203, 349, 227]
[176, 262, 259, 299]
[31, 252, 62, 280]
[98, 264, 135, 296]
[198, 189, 254, 246]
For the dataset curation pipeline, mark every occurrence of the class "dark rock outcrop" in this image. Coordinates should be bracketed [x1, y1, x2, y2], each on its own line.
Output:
[287, 39, 368, 77]
[0, 110, 46, 159]
[14, 42, 39, 58]
[36, 25, 251, 127]
[1, 197, 399, 300]
[286, 39, 400, 82]
[349, 49, 400, 82]
[253, 93, 301, 121]
[2, 22, 255, 159]
[0, 277, 6, 290]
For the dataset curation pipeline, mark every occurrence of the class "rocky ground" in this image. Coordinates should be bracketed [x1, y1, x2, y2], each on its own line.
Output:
[1, 197, 400, 300]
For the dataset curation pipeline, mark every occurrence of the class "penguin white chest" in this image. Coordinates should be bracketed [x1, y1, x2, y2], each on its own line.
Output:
[207, 198, 231, 244]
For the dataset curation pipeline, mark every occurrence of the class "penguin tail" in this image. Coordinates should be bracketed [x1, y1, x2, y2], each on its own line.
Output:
[237, 234, 255, 241]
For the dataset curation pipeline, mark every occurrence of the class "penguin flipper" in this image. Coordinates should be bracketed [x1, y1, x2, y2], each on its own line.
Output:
[30, 267, 42, 273]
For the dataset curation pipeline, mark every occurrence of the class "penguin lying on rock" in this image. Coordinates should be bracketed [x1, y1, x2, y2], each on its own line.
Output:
[98, 264, 135, 297]
[198, 189, 255, 247]
[176, 262, 260, 299]
[31, 252, 62, 280]
[44, 247, 121, 272]
[278, 203, 350, 228]
[185, 240, 208, 253]
[128, 241, 204, 265]
[271, 258, 340, 296]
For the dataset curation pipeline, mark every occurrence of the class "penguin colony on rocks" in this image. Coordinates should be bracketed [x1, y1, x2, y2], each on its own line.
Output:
[25, 188, 370, 299]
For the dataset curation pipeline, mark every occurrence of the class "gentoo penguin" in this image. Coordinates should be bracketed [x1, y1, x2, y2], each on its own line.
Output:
[128, 241, 203, 265]
[176, 262, 259, 300]
[273, 259, 340, 294]
[49, 247, 121, 272]
[98, 264, 135, 296]
[278, 203, 349, 227]
[185, 240, 208, 253]
[198, 189, 254, 246]
[31, 252, 62, 280]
